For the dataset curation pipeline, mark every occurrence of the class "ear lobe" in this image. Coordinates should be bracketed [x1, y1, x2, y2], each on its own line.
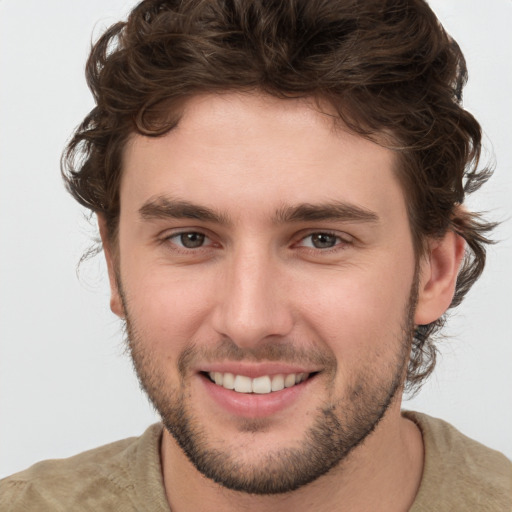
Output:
[97, 214, 125, 318]
[414, 231, 465, 326]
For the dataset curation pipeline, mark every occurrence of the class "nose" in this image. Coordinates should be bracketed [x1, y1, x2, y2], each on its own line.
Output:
[211, 246, 294, 349]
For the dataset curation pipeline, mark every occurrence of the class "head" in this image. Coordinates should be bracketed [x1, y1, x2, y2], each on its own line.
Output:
[62, 0, 495, 493]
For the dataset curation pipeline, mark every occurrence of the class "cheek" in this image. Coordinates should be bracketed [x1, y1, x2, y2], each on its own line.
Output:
[120, 261, 217, 354]
[296, 258, 415, 361]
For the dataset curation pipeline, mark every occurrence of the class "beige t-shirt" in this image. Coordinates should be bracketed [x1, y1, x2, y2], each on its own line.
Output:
[1, 412, 511, 511]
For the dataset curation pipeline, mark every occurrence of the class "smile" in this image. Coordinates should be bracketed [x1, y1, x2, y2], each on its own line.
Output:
[207, 372, 310, 394]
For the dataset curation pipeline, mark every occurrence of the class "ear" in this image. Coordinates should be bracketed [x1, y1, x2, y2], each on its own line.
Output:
[97, 214, 125, 318]
[414, 231, 465, 325]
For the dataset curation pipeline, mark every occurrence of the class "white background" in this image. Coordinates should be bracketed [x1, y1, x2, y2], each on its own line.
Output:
[1, 1, 511, 478]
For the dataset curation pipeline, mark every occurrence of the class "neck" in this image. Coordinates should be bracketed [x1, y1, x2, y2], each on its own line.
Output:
[160, 401, 424, 512]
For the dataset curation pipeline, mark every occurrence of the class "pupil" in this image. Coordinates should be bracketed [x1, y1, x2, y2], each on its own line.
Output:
[312, 233, 336, 248]
[181, 232, 205, 248]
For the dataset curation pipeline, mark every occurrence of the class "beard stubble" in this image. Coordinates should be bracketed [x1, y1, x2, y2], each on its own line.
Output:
[120, 277, 418, 494]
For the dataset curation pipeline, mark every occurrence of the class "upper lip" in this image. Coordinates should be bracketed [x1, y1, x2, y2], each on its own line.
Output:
[198, 362, 321, 378]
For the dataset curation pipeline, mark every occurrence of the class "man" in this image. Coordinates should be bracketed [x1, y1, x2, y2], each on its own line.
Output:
[1, 0, 510, 510]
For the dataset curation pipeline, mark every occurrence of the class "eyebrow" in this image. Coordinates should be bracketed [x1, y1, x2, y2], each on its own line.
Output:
[138, 197, 379, 226]
[139, 197, 231, 224]
[273, 202, 379, 224]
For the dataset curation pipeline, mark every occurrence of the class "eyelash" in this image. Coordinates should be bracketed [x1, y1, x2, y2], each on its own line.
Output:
[162, 231, 216, 253]
[295, 231, 351, 251]
[161, 230, 352, 255]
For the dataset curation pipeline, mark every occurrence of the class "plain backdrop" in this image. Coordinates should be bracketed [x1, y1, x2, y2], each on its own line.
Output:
[1, 0, 511, 478]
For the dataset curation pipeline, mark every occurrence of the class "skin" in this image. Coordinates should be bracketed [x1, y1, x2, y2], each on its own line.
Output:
[100, 92, 465, 511]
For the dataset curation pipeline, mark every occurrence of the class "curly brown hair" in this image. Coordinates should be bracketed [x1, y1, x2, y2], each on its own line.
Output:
[62, 0, 495, 393]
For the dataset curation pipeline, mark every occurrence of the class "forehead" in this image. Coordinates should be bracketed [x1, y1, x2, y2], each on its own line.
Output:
[121, 93, 406, 224]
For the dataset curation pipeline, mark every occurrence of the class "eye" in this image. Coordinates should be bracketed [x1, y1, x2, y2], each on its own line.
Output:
[167, 232, 209, 249]
[298, 232, 347, 249]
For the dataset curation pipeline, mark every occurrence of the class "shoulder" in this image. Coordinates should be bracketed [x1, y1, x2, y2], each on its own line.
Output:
[405, 411, 512, 511]
[0, 423, 166, 512]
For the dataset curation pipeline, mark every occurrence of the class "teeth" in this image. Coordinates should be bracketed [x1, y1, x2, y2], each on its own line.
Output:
[271, 374, 284, 392]
[222, 372, 235, 390]
[234, 375, 253, 393]
[284, 374, 296, 388]
[295, 373, 307, 384]
[207, 372, 309, 394]
[252, 376, 271, 394]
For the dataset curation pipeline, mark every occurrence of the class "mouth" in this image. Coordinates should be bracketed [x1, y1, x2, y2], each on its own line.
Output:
[199, 366, 321, 418]
[203, 371, 316, 394]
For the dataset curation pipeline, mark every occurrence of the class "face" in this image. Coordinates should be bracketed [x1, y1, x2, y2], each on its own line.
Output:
[109, 93, 420, 493]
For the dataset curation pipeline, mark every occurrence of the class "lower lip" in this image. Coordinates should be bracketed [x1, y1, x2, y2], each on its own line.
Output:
[200, 374, 313, 419]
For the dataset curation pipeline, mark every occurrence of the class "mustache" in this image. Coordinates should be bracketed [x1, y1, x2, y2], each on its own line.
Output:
[177, 337, 337, 377]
